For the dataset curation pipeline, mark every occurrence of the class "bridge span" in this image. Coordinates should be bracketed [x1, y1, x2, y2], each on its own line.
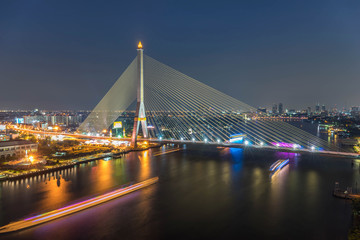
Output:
[16, 128, 360, 159]
[149, 139, 360, 159]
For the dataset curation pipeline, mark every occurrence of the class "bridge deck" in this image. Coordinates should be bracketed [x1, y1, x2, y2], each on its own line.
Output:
[149, 139, 360, 158]
[16, 128, 360, 159]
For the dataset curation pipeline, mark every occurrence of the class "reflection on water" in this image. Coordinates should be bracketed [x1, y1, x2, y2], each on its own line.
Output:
[138, 150, 151, 181]
[0, 146, 355, 240]
[37, 174, 72, 211]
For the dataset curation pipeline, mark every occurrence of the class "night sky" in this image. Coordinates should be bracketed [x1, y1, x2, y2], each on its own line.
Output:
[1, 0, 360, 111]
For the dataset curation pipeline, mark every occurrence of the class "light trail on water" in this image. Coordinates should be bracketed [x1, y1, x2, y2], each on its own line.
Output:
[0, 177, 159, 234]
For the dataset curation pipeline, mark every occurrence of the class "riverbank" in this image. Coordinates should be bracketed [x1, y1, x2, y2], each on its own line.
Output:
[349, 199, 360, 239]
[0, 143, 163, 182]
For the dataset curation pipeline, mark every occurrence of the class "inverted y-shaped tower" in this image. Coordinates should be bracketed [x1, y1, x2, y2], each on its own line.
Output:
[131, 41, 148, 147]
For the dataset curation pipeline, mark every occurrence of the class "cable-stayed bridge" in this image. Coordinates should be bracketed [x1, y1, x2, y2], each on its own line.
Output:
[78, 43, 357, 156]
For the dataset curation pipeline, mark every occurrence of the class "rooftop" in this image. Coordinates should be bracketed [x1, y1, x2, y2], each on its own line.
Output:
[0, 140, 37, 147]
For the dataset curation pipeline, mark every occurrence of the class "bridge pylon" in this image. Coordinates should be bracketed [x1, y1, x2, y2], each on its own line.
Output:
[131, 41, 148, 147]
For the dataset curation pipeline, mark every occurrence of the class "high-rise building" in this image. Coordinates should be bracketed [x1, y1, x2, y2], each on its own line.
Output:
[278, 103, 283, 114]
[351, 106, 360, 117]
[307, 107, 311, 116]
[321, 105, 326, 112]
[272, 104, 278, 114]
[257, 107, 266, 113]
[315, 104, 320, 113]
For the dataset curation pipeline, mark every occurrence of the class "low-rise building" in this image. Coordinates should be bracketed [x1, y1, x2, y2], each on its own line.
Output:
[0, 140, 38, 160]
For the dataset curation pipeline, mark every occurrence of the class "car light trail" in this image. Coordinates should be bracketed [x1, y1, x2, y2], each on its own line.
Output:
[0, 177, 159, 234]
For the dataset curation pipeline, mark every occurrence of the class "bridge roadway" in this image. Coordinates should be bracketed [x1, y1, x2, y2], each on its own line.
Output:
[17, 128, 360, 159]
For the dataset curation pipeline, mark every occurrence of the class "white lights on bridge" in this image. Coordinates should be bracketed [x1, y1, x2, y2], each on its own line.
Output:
[311, 146, 315, 151]
[180, 137, 183, 141]
[217, 139, 220, 143]
[159, 137, 162, 140]
[204, 138, 208, 143]
[245, 140, 249, 145]
[260, 141, 264, 146]
[192, 138, 195, 142]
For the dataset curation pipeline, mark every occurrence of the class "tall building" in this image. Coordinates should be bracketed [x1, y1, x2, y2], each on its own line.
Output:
[307, 107, 311, 116]
[24, 115, 45, 124]
[272, 104, 278, 114]
[315, 104, 320, 113]
[321, 105, 326, 112]
[351, 106, 360, 117]
[278, 103, 283, 114]
[257, 107, 266, 113]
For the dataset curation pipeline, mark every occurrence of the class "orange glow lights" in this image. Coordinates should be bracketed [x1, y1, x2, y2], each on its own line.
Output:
[138, 41, 143, 49]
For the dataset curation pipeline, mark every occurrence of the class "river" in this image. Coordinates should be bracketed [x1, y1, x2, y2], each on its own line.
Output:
[0, 142, 358, 239]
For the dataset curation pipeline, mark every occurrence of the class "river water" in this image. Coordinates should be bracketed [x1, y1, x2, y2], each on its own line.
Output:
[0, 142, 359, 240]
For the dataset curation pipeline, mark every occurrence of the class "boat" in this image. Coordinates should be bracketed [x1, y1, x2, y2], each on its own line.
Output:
[269, 159, 289, 172]
[333, 182, 360, 200]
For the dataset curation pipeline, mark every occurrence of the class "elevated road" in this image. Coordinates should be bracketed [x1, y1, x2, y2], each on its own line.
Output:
[16, 128, 360, 159]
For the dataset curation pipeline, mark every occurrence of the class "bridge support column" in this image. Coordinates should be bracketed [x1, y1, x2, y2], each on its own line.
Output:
[131, 42, 148, 147]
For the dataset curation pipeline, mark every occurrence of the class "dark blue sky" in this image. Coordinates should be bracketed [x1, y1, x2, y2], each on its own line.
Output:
[1, 0, 360, 110]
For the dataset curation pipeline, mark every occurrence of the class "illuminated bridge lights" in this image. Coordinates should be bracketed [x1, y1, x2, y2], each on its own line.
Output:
[271, 142, 302, 149]
[0, 177, 159, 234]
